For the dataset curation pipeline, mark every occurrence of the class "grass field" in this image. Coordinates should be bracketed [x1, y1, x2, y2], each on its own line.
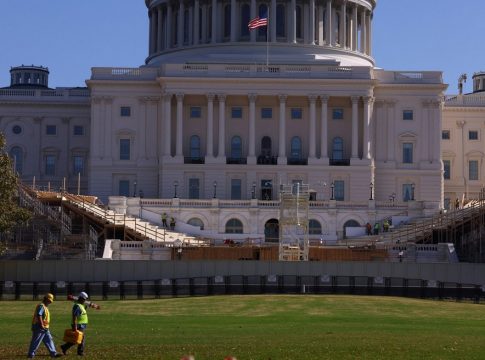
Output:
[1, 295, 485, 359]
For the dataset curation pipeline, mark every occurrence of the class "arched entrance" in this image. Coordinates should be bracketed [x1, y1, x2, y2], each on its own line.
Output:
[343, 219, 360, 239]
[264, 219, 279, 243]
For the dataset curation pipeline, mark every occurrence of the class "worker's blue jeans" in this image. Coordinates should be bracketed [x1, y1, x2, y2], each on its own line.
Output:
[27, 327, 57, 357]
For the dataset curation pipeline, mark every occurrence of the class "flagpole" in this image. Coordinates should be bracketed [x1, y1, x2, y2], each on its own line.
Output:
[266, 8, 269, 68]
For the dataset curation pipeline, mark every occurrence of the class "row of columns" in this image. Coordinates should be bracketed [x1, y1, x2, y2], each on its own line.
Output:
[148, 0, 373, 56]
[163, 93, 373, 162]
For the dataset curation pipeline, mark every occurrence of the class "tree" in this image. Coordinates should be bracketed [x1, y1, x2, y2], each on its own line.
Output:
[0, 132, 30, 254]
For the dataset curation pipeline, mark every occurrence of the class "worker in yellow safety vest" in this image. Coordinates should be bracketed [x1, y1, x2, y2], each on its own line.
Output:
[27, 293, 62, 358]
[61, 291, 98, 356]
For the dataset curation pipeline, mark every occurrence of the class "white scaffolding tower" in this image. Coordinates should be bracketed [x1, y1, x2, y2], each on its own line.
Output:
[278, 183, 309, 261]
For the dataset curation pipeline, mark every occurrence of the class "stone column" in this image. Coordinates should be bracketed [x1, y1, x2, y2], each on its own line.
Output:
[157, 6, 164, 51]
[104, 98, 113, 160]
[201, 4, 207, 43]
[149, 10, 156, 54]
[218, 94, 226, 158]
[188, 7, 193, 45]
[387, 100, 395, 162]
[230, 0, 237, 41]
[309, 95, 317, 158]
[271, 0, 277, 42]
[138, 98, 147, 159]
[325, 0, 332, 46]
[91, 99, 101, 159]
[206, 94, 215, 158]
[340, 1, 347, 47]
[194, 0, 200, 45]
[212, 0, 218, 43]
[351, 4, 357, 51]
[175, 93, 184, 158]
[351, 96, 359, 159]
[320, 95, 329, 160]
[318, 5, 324, 45]
[309, 0, 315, 45]
[163, 93, 172, 157]
[289, 0, 296, 44]
[250, 0, 257, 42]
[248, 94, 257, 164]
[278, 95, 287, 163]
[166, 3, 173, 48]
[363, 96, 373, 160]
[178, 1, 185, 47]
[367, 11, 372, 56]
[360, 8, 366, 54]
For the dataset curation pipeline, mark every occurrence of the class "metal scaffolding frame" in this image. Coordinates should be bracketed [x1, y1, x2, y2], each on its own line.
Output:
[278, 183, 309, 261]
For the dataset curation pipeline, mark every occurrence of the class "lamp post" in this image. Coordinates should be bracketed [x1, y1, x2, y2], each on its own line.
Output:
[213, 181, 217, 198]
[369, 182, 374, 200]
[173, 180, 179, 198]
[330, 182, 335, 200]
[252, 181, 256, 199]
[133, 180, 137, 197]
[411, 183, 415, 201]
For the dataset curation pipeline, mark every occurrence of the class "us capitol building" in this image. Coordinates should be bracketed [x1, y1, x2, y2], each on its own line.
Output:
[1, 0, 484, 241]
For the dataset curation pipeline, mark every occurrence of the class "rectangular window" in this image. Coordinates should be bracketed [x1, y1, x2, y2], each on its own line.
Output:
[334, 180, 344, 201]
[261, 108, 272, 119]
[119, 180, 130, 197]
[190, 106, 201, 118]
[403, 110, 413, 120]
[402, 184, 413, 202]
[188, 178, 200, 199]
[231, 107, 242, 118]
[46, 125, 57, 135]
[442, 130, 450, 140]
[73, 125, 84, 136]
[291, 108, 302, 119]
[73, 156, 84, 175]
[469, 131, 479, 140]
[120, 106, 131, 117]
[403, 143, 413, 164]
[443, 160, 451, 180]
[469, 160, 479, 180]
[45, 155, 56, 176]
[332, 108, 344, 120]
[119, 139, 130, 160]
[231, 179, 242, 200]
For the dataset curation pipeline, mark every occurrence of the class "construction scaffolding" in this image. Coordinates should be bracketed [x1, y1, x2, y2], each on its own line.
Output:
[278, 183, 309, 261]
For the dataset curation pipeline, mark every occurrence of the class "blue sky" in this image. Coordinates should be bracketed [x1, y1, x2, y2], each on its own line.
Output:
[1, 0, 484, 94]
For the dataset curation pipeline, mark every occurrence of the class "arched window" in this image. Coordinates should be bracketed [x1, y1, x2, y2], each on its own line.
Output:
[240, 4, 250, 38]
[290, 136, 302, 159]
[224, 5, 231, 38]
[276, 4, 286, 38]
[10, 146, 23, 175]
[188, 218, 204, 230]
[296, 6, 302, 39]
[190, 135, 201, 159]
[309, 219, 322, 235]
[231, 136, 242, 159]
[332, 137, 343, 160]
[258, 4, 268, 39]
[261, 136, 272, 157]
[225, 218, 243, 233]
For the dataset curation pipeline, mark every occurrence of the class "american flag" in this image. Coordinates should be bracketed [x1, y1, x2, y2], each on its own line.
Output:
[248, 16, 268, 30]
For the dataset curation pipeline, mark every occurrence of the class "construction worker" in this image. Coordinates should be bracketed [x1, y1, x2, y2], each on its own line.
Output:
[161, 212, 168, 228]
[60, 291, 94, 356]
[27, 293, 62, 358]
[170, 217, 176, 230]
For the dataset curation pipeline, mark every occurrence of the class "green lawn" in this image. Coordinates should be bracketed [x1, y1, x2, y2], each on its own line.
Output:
[2, 295, 485, 359]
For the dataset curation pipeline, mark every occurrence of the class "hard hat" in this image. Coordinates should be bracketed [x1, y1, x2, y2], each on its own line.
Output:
[44, 293, 54, 302]
[78, 291, 89, 299]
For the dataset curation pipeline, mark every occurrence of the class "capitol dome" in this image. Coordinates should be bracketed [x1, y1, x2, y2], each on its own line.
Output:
[145, 0, 376, 67]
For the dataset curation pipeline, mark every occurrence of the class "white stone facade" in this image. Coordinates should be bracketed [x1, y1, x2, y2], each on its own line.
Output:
[0, 1, 457, 240]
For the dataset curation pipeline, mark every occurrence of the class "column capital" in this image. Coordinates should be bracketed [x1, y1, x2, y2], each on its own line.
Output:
[320, 95, 329, 103]
[61, 117, 71, 124]
[362, 96, 374, 105]
[308, 94, 318, 103]
[92, 97, 102, 104]
[351, 95, 360, 104]
[176, 93, 184, 101]
[163, 92, 173, 100]
[278, 94, 287, 103]
[102, 96, 113, 104]
[33, 117, 43, 123]
[248, 93, 258, 102]
[207, 93, 216, 101]
[218, 94, 227, 102]
[456, 120, 466, 128]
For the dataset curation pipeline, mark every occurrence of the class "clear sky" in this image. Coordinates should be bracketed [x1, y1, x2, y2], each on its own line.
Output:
[1, 0, 484, 94]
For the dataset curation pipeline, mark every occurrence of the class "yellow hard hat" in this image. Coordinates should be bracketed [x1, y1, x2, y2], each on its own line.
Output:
[44, 293, 54, 302]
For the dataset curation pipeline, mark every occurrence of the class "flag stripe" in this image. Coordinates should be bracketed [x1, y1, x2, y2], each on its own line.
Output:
[248, 17, 268, 30]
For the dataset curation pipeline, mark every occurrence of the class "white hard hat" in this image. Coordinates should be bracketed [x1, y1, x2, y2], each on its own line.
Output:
[78, 291, 89, 299]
